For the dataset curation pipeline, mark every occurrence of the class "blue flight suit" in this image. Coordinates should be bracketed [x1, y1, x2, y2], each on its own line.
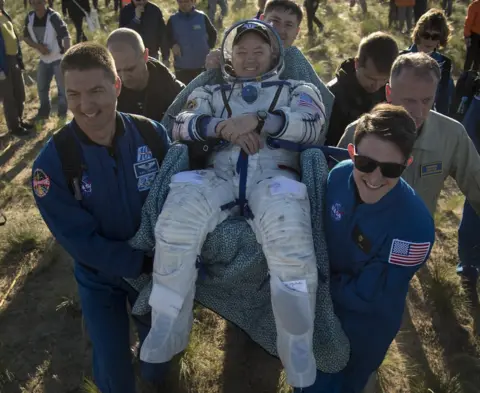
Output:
[295, 160, 435, 393]
[32, 112, 171, 393]
[458, 97, 480, 281]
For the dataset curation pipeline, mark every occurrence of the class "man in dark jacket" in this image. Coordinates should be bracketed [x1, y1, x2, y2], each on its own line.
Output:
[119, 0, 169, 65]
[0, 0, 31, 135]
[62, 0, 90, 43]
[107, 27, 184, 122]
[325, 32, 398, 146]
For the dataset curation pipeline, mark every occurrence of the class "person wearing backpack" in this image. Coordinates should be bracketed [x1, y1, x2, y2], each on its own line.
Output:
[62, 0, 90, 43]
[32, 43, 171, 393]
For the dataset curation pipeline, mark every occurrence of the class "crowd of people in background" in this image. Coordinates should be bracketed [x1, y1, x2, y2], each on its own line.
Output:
[1, 1, 480, 393]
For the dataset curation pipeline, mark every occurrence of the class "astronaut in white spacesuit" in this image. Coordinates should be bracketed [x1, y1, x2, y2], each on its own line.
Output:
[141, 20, 326, 388]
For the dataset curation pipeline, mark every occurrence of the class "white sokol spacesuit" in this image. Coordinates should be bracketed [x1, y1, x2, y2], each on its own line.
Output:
[141, 20, 326, 388]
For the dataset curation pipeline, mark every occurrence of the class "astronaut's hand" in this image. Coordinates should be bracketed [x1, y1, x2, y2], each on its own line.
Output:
[216, 114, 258, 143]
[236, 132, 263, 155]
[205, 49, 221, 70]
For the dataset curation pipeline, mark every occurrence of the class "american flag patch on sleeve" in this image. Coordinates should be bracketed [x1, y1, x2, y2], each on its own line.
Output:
[388, 239, 431, 267]
[298, 92, 322, 112]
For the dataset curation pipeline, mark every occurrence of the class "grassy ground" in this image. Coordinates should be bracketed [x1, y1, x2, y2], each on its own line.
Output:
[1, 0, 479, 392]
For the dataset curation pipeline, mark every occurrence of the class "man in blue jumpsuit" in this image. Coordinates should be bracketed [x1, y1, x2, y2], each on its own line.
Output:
[296, 104, 435, 393]
[458, 96, 480, 327]
[31, 43, 171, 393]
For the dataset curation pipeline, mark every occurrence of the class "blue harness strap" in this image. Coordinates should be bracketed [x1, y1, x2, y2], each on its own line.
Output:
[236, 150, 252, 218]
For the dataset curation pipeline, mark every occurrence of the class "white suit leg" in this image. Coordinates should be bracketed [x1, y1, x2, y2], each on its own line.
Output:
[248, 174, 318, 388]
[140, 170, 235, 363]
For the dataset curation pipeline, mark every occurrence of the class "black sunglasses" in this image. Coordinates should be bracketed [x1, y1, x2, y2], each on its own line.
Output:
[353, 154, 406, 178]
[421, 32, 441, 41]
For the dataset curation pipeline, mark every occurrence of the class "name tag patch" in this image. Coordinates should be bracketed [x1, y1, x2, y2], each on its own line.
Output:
[420, 161, 442, 177]
[193, 24, 202, 30]
[137, 145, 153, 162]
[134, 153, 159, 192]
[138, 173, 157, 192]
[134, 159, 159, 178]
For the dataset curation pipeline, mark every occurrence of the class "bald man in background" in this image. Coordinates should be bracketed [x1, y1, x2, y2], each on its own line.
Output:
[107, 28, 184, 122]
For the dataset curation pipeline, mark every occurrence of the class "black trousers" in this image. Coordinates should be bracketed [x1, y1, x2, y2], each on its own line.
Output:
[465, 33, 480, 72]
[71, 14, 87, 43]
[414, 0, 427, 22]
[304, 0, 323, 33]
[175, 68, 204, 85]
[0, 56, 26, 132]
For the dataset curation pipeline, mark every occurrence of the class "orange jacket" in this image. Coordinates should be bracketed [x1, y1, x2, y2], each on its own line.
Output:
[465, 0, 480, 37]
[395, 0, 415, 7]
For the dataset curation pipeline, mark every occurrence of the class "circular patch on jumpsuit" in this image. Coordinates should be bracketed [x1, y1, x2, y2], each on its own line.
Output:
[330, 202, 344, 222]
[33, 169, 51, 198]
[241, 84, 259, 104]
[186, 99, 198, 110]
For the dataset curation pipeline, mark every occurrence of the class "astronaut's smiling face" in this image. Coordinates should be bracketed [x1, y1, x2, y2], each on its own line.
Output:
[348, 135, 408, 204]
[232, 32, 273, 78]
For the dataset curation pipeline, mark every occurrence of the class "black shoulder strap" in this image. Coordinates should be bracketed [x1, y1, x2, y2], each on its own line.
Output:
[128, 114, 168, 164]
[220, 87, 233, 118]
[53, 125, 84, 201]
[268, 85, 284, 112]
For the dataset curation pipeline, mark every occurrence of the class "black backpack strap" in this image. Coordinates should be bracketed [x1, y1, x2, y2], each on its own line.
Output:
[53, 125, 84, 201]
[127, 114, 168, 164]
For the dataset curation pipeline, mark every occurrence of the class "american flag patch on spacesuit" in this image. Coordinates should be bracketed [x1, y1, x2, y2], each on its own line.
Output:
[388, 239, 431, 267]
[298, 93, 321, 112]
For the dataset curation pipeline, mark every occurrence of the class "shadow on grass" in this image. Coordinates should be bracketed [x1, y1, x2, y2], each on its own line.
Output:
[0, 132, 52, 185]
[396, 288, 443, 392]
[0, 244, 89, 393]
[221, 323, 283, 393]
[415, 265, 480, 393]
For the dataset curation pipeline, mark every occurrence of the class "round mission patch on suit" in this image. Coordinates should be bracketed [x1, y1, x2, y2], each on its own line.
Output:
[186, 99, 198, 110]
[33, 169, 51, 198]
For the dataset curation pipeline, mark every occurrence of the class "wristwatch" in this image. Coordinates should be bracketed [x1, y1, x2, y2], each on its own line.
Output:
[256, 110, 268, 133]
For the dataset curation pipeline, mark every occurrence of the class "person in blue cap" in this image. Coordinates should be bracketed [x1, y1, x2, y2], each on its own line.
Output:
[297, 103, 435, 393]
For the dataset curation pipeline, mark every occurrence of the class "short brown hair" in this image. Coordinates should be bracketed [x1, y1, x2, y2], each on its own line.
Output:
[61, 43, 117, 82]
[412, 8, 452, 49]
[264, 0, 303, 25]
[357, 32, 399, 74]
[354, 103, 417, 159]
[390, 52, 441, 85]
